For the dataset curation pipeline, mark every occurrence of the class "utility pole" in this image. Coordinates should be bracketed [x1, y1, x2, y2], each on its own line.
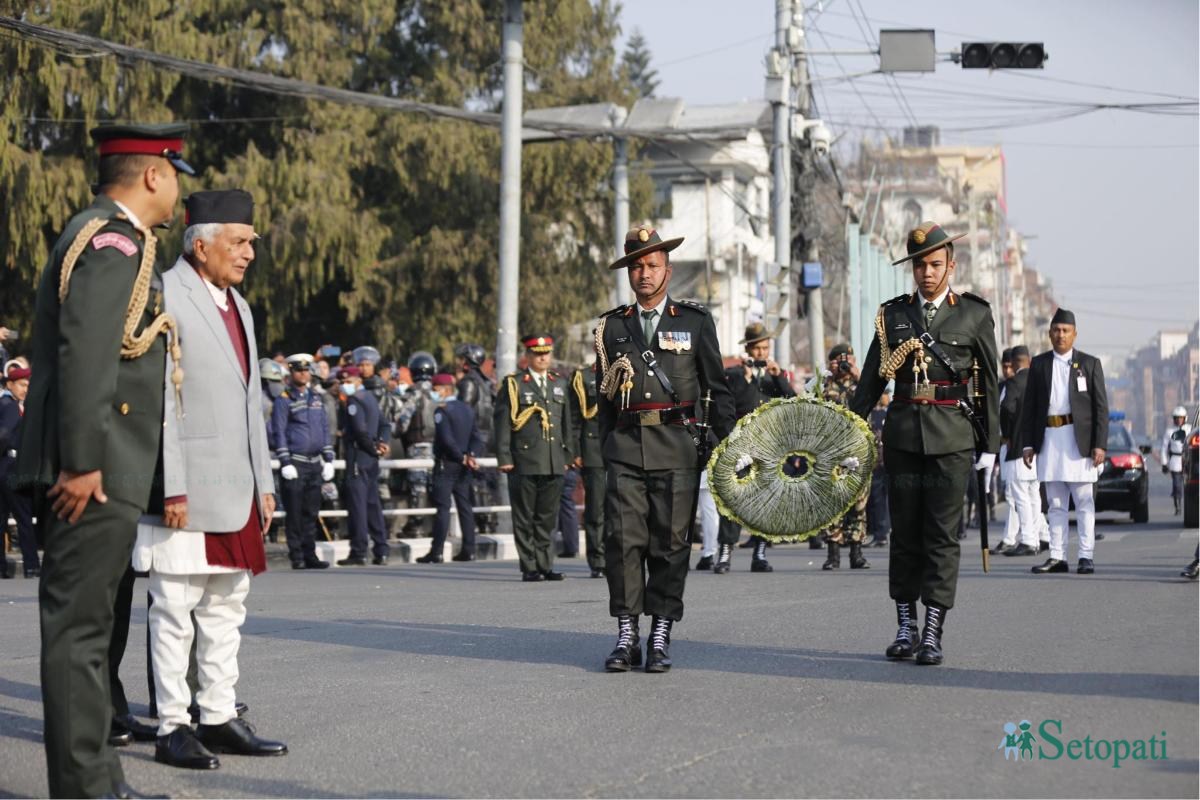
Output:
[495, 0, 523, 377]
[794, 5, 825, 376]
[768, 0, 793, 368]
[611, 113, 629, 307]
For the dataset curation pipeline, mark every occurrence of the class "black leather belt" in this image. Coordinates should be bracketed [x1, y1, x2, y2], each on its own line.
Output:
[893, 382, 968, 402]
[618, 405, 695, 428]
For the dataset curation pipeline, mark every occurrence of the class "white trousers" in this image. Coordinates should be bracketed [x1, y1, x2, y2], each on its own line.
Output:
[1044, 481, 1096, 561]
[1002, 477, 1042, 548]
[698, 484, 718, 558]
[149, 570, 251, 735]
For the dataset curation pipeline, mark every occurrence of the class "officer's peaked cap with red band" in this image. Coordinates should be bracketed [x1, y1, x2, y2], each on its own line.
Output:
[90, 122, 196, 177]
[522, 334, 554, 353]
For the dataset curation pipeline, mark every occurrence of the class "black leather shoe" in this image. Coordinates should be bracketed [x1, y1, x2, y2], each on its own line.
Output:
[24, 567, 40, 578]
[589, 568, 605, 578]
[155, 727, 220, 770]
[990, 541, 1015, 555]
[541, 570, 565, 581]
[109, 722, 133, 747]
[604, 616, 641, 672]
[694, 554, 713, 571]
[452, 551, 476, 562]
[521, 571, 545, 582]
[235, 701, 248, 717]
[1076, 558, 1094, 575]
[372, 555, 388, 566]
[111, 780, 169, 799]
[337, 556, 366, 566]
[1094, 532, 1105, 541]
[750, 558, 773, 572]
[303, 558, 330, 569]
[559, 551, 578, 558]
[644, 616, 673, 673]
[113, 713, 158, 742]
[196, 718, 287, 757]
[1032, 558, 1068, 574]
[415, 552, 443, 564]
[290, 561, 306, 570]
[1183, 559, 1199, 580]
[1004, 543, 1037, 557]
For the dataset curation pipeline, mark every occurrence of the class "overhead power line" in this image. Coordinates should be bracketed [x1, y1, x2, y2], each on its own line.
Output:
[0, 17, 760, 143]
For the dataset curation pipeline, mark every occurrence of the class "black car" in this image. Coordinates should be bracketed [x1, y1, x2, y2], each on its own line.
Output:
[1183, 411, 1199, 529]
[1095, 417, 1150, 523]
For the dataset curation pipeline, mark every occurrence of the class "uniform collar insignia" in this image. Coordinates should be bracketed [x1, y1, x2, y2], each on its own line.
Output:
[623, 306, 634, 317]
[948, 292, 958, 306]
[522, 373, 531, 383]
[668, 304, 678, 317]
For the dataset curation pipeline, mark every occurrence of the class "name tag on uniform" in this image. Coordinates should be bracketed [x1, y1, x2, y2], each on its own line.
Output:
[523, 392, 534, 404]
[1077, 376, 1087, 392]
[658, 331, 692, 353]
[892, 322, 911, 330]
[615, 336, 630, 344]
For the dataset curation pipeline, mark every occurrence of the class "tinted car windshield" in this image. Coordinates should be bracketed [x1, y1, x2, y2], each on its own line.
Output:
[1106, 426, 1134, 452]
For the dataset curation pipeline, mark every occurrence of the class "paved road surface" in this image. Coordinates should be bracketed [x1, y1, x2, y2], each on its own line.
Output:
[1, 492, 1195, 798]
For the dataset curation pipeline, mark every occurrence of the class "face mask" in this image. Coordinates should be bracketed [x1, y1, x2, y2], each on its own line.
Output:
[341, 383, 357, 397]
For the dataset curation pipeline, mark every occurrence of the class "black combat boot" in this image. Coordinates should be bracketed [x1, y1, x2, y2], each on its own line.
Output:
[604, 615, 641, 672]
[885, 601, 919, 660]
[848, 540, 870, 569]
[645, 616, 673, 673]
[750, 537, 773, 572]
[713, 543, 732, 575]
[915, 605, 947, 666]
[822, 541, 840, 570]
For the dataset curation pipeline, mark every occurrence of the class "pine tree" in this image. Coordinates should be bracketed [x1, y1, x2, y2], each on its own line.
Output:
[620, 30, 659, 99]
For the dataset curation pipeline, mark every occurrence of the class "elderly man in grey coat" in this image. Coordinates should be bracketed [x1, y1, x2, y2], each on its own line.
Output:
[132, 189, 287, 771]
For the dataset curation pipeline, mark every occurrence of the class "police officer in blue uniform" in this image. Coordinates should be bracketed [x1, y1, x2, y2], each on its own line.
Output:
[420, 373, 484, 563]
[0, 363, 36, 578]
[336, 368, 392, 566]
[272, 353, 334, 570]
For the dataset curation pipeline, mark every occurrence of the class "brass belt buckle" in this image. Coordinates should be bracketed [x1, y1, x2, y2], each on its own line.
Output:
[639, 409, 662, 426]
[911, 383, 936, 401]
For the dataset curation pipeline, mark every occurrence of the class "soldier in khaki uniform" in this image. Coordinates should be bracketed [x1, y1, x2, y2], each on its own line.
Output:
[820, 343, 871, 571]
[494, 334, 577, 582]
[16, 123, 195, 798]
[568, 362, 606, 578]
[595, 227, 734, 673]
[851, 221, 998, 667]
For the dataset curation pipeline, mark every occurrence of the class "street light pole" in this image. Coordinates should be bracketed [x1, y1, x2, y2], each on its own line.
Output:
[496, 0, 523, 377]
[612, 133, 629, 307]
[770, 0, 793, 369]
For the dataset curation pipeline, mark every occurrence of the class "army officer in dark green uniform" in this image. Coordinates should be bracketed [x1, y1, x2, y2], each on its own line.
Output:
[569, 361, 607, 578]
[494, 334, 577, 582]
[850, 221, 998, 667]
[595, 227, 735, 673]
[16, 124, 195, 798]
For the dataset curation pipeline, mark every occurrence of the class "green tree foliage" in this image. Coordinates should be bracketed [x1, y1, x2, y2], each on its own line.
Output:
[0, 0, 648, 363]
[620, 29, 658, 99]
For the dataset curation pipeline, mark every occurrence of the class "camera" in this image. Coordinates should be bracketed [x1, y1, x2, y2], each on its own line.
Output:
[746, 359, 768, 368]
[837, 358, 852, 373]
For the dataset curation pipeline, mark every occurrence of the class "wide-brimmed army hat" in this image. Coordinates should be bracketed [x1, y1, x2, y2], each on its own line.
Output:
[892, 220, 966, 266]
[608, 226, 684, 270]
[739, 321, 773, 346]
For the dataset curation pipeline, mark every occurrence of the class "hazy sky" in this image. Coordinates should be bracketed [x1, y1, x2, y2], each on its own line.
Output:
[616, 0, 1199, 361]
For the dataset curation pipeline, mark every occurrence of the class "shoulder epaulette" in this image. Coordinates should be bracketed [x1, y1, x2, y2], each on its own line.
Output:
[960, 291, 990, 306]
[676, 299, 710, 314]
[548, 370, 560, 380]
[599, 304, 629, 319]
[882, 294, 908, 307]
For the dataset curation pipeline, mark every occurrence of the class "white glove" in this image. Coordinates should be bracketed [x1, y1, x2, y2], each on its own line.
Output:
[280, 464, 299, 481]
[321, 462, 335, 482]
[974, 452, 996, 473]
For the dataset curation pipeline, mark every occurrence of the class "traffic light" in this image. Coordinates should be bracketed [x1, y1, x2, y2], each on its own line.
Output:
[960, 42, 1047, 69]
